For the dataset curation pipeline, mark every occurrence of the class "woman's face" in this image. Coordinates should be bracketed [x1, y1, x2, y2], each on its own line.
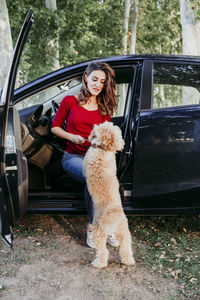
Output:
[85, 70, 106, 96]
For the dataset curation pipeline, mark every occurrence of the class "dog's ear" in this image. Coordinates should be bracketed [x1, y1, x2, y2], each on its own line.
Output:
[88, 124, 98, 143]
[103, 127, 115, 151]
[113, 125, 125, 151]
[99, 122, 120, 152]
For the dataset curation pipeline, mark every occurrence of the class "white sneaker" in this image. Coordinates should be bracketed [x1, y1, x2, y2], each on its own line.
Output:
[107, 233, 119, 247]
[86, 224, 95, 248]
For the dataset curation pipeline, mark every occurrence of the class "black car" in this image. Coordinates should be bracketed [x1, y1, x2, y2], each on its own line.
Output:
[1, 10, 200, 247]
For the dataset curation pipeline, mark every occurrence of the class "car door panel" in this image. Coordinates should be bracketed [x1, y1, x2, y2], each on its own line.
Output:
[0, 9, 33, 246]
[6, 107, 28, 219]
[133, 106, 200, 199]
[132, 60, 200, 211]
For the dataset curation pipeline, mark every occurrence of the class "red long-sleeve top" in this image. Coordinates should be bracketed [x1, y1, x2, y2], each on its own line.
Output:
[51, 95, 110, 155]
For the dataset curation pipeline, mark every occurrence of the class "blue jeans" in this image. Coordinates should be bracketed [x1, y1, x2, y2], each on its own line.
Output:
[61, 151, 94, 224]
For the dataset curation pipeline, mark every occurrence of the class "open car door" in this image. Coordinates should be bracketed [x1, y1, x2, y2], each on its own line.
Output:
[0, 9, 33, 247]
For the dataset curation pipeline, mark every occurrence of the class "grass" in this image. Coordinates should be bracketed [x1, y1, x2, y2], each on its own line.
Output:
[0, 214, 199, 299]
[128, 215, 200, 299]
[0, 285, 8, 297]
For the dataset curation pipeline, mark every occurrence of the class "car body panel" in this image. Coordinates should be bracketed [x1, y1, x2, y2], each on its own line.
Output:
[13, 55, 200, 216]
[134, 105, 200, 196]
[132, 59, 200, 213]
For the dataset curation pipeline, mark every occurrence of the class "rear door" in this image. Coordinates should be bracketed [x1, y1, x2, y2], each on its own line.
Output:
[133, 60, 200, 205]
[0, 9, 33, 247]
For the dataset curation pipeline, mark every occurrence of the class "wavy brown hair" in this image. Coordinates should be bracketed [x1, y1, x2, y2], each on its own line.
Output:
[78, 61, 117, 116]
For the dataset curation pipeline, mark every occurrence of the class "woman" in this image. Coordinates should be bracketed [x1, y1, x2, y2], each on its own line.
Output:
[51, 61, 119, 248]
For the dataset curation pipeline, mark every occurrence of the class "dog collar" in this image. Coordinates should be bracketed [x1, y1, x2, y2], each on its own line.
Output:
[91, 143, 107, 151]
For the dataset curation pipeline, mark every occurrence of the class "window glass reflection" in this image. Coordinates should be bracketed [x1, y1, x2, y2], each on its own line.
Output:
[153, 63, 200, 108]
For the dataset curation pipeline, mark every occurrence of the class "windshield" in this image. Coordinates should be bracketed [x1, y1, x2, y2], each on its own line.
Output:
[15, 78, 82, 110]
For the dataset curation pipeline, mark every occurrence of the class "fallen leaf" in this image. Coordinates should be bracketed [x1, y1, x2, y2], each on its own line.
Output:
[175, 254, 182, 258]
[187, 248, 193, 252]
[168, 268, 173, 272]
[151, 227, 159, 232]
[138, 223, 144, 229]
[171, 269, 182, 278]
[62, 235, 71, 240]
[170, 238, 177, 244]
[185, 257, 190, 262]
[1, 250, 8, 254]
[189, 277, 197, 283]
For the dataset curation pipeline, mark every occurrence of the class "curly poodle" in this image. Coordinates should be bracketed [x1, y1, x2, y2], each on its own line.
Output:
[83, 121, 135, 268]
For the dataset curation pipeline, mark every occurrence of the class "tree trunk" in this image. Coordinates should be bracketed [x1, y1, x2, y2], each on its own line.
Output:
[45, 0, 57, 11]
[129, 0, 138, 54]
[180, 0, 200, 55]
[122, 0, 131, 55]
[0, 0, 13, 90]
[45, 0, 60, 70]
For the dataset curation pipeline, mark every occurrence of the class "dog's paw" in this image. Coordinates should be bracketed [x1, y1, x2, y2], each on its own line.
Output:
[91, 258, 108, 268]
[121, 257, 136, 266]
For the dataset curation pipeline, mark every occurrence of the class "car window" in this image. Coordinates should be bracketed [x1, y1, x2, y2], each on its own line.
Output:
[114, 67, 135, 117]
[15, 67, 135, 117]
[152, 63, 200, 109]
[15, 78, 82, 110]
[114, 83, 129, 116]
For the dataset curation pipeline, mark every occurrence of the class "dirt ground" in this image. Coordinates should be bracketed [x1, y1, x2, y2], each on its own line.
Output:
[0, 215, 182, 300]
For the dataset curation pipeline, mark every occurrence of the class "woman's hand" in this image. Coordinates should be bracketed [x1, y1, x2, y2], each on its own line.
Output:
[51, 127, 85, 144]
[69, 134, 85, 144]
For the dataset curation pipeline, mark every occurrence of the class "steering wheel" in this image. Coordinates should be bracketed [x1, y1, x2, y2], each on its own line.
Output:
[51, 100, 59, 114]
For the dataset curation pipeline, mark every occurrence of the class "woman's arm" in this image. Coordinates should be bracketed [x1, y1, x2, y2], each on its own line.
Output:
[51, 126, 85, 144]
[51, 97, 85, 145]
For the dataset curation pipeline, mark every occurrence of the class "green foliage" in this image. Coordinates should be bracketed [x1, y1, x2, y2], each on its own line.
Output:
[6, 0, 183, 85]
[7, 0, 65, 84]
[57, 0, 124, 66]
[7, 0, 124, 85]
[129, 215, 200, 298]
[136, 0, 182, 54]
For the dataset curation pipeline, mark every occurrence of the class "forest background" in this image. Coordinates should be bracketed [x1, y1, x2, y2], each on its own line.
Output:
[1, 0, 200, 89]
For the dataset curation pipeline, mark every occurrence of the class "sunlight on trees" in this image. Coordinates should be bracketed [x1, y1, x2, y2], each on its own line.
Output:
[0, 0, 199, 87]
[0, 0, 13, 89]
[180, 0, 200, 55]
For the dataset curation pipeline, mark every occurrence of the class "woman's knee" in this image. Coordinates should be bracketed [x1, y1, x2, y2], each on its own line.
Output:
[62, 153, 86, 183]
